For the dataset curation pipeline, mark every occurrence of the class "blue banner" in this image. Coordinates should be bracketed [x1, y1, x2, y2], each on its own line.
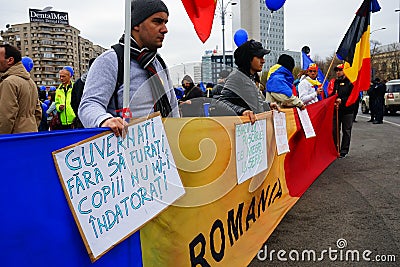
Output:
[0, 129, 142, 267]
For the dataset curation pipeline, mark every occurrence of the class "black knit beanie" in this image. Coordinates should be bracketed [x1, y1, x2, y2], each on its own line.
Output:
[131, 0, 169, 27]
[278, 54, 295, 72]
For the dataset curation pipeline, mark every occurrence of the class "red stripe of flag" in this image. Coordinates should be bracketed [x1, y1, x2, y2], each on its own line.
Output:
[181, 0, 217, 43]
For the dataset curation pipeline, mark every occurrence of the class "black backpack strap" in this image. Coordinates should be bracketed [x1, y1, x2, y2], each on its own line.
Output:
[155, 54, 167, 70]
[111, 44, 124, 114]
[110, 44, 169, 114]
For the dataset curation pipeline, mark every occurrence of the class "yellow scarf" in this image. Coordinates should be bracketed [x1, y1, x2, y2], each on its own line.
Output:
[306, 76, 321, 87]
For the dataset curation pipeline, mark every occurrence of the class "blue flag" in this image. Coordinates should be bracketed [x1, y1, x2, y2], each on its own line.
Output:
[371, 0, 381, 13]
[199, 81, 206, 92]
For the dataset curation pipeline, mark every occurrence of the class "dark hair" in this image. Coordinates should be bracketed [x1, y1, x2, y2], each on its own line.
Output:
[88, 58, 96, 68]
[0, 44, 22, 63]
[48, 90, 56, 103]
[38, 89, 47, 102]
[277, 54, 295, 72]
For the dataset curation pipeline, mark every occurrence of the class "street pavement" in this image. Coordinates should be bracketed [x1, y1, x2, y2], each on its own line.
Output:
[249, 112, 400, 266]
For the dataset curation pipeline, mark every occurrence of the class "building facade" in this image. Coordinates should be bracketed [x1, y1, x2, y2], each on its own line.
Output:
[372, 43, 400, 81]
[0, 9, 105, 87]
[201, 50, 234, 84]
[200, 2, 300, 84]
[232, 0, 297, 70]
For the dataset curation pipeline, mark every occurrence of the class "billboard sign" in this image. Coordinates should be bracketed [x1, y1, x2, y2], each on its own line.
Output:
[29, 9, 69, 25]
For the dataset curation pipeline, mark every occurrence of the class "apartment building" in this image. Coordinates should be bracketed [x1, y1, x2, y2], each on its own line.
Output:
[0, 8, 106, 87]
[372, 43, 400, 80]
[202, 49, 234, 84]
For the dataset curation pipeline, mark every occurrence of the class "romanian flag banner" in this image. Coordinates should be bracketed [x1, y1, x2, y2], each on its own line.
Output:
[0, 98, 337, 266]
[181, 0, 217, 43]
[336, 0, 381, 106]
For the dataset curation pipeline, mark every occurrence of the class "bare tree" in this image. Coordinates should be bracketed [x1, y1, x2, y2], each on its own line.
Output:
[370, 39, 381, 79]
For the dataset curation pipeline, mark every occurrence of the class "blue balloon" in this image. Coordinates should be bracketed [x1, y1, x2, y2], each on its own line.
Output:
[63, 66, 74, 77]
[265, 0, 286, 12]
[234, 29, 248, 47]
[21, 57, 34, 72]
[50, 86, 57, 91]
[40, 85, 46, 91]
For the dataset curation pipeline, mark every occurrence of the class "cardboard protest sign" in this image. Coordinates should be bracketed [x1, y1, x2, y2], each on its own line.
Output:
[273, 111, 290, 155]
[52, 115, 185, 262]
[235, 119, 268, 184]
[297, 108, 316, 138]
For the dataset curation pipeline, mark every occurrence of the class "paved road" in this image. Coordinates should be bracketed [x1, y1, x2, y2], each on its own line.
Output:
[357, 111, 400, 125]
[249, 113, 400, 266]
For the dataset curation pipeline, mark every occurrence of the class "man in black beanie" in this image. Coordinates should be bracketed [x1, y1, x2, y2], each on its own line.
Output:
[79, 0, 179, 137]
[277, 54, 295, 73]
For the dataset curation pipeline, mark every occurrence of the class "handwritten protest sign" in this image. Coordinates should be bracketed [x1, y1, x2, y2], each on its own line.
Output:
[52, 115, 185, 262]
[235, 119, 267, 184]
[273, 111, 290, 155]
[297, 108, 316, 138]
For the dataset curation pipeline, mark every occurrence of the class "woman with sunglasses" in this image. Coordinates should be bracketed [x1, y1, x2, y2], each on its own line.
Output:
[298, 63, 324, 105]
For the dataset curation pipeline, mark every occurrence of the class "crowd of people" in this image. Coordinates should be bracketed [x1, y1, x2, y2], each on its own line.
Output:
[0, 41, 96, 134]
[1, 0, 386, 159]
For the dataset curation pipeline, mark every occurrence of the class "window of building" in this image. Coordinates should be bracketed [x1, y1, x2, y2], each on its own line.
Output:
[392, 61, 398, 72]
[381, 62, 387, 72]
[43, 53, 54, 58]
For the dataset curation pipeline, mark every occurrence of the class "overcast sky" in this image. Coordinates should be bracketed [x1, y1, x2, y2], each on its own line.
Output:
[0, 0, 398, 69]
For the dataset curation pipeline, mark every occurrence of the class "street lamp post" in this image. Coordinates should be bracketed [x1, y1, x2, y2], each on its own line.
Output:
[370, 27, 386, 35]
[396, 9, 400, 43]
[219, 0, 236, 68]
[370, 27, 386, 54]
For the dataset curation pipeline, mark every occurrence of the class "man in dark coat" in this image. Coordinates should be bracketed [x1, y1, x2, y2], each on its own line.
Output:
[367, 80, 377, 122]
[372, 78, 386, 124]
[71, 58, 95, 128]
[330, 64, 356, 158]
[180, 75, 203, 102]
